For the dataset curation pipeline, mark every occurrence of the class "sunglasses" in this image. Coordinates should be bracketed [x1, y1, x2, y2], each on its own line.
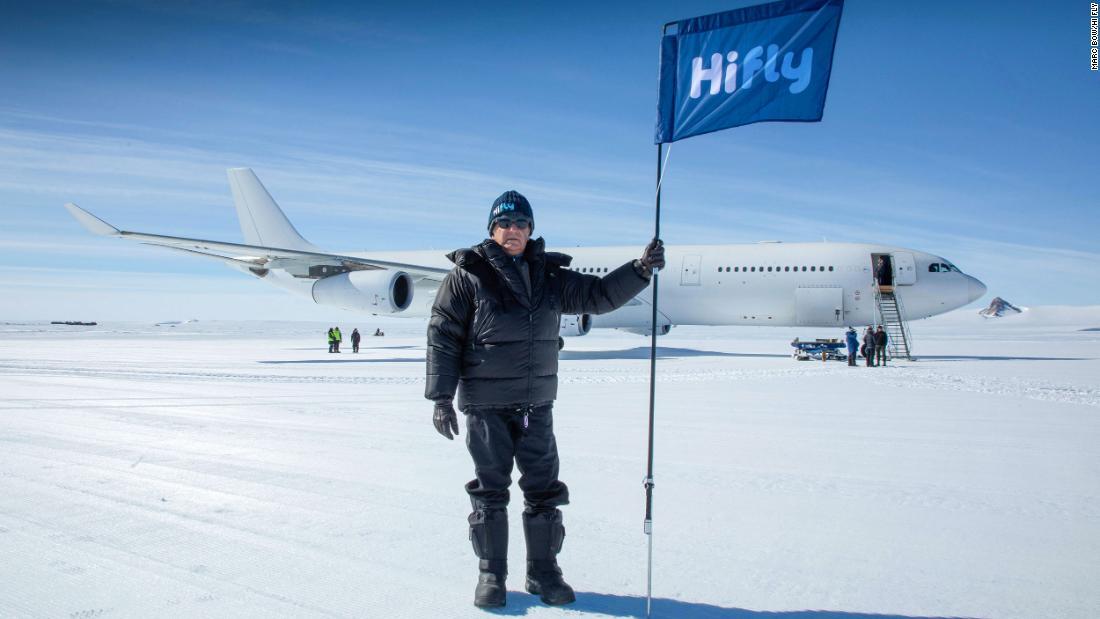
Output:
[493, 217, 530, 230]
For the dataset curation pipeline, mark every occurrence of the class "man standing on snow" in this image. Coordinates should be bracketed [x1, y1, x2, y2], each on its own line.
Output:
[425, 190, 664, 608]
[863, 326, 876, 367]
[845, 327, 859, 366]
[875, 325, 889, 366]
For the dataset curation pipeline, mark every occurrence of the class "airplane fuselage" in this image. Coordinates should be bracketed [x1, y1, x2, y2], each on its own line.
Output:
[262, 241, 986, 330]
[66, 170, 986, 334]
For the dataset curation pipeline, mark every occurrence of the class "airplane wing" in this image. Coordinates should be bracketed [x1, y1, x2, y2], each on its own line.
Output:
[64, 203, 450, 281]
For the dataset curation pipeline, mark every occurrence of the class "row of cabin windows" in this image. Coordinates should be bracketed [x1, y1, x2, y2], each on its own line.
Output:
[572, 265, 839, 275]
[717, 265, 834, 273]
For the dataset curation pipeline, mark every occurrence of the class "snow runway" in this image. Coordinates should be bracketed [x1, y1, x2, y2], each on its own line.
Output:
[1, 315, 1097, 618]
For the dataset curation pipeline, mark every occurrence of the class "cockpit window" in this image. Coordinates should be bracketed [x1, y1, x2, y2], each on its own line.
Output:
[928, 264, 941, 272]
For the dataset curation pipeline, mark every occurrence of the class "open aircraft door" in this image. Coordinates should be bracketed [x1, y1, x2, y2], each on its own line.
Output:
[892, 252, 916, 285]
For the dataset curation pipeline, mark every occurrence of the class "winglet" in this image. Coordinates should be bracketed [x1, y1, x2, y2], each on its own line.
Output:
[64, 203, 121, 236]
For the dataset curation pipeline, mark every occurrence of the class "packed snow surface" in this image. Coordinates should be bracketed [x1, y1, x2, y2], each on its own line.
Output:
[1, 308, 1098, 618]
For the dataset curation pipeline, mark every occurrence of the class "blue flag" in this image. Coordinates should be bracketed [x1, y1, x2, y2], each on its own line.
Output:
[655, 0, 844, 144]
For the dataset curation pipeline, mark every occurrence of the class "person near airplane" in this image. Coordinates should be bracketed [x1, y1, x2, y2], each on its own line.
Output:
[845, 327, 859, 366]
[875, 325, 889, 366]
[863, 326, 876, 367]
[425, 190, 664, 608]
[327, 327, 336, 353]
[333, 326, 342, 352]
[351, 328, 361, 353]
[875, 255, 893, 289]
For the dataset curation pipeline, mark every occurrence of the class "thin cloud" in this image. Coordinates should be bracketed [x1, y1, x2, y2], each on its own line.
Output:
[1, 112, 1096, 308]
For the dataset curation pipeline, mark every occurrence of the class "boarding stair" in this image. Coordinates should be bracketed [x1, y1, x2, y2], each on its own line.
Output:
[875, 287, 913, 361]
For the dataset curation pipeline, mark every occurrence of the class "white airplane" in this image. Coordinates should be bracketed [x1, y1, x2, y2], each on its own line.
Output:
[65, 168, 986, 338]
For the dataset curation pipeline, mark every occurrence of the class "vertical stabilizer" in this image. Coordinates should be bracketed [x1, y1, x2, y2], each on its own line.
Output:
[227, 168, 319, 251]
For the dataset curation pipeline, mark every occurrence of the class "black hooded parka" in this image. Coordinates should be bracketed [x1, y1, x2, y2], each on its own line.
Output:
[425, 237, 650, 412]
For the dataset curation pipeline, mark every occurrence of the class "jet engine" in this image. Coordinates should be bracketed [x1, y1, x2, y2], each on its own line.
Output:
[311, 270, 413, 314]
[559, 314, 592, 337]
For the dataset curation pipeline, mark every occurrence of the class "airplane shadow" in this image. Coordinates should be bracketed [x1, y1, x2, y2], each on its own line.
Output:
[916, 355, 1092, 362]
[486, 592, 965, 618]
[285, 345, 420, 351]
[258, 358, 423, 365]
[560, 347, 786, 361]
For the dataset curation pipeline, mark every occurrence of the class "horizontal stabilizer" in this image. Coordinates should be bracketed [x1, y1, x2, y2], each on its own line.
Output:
[65, 203, 120, 236]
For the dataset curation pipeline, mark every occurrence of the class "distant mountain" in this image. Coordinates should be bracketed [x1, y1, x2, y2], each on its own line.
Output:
[979, 297, 1023, 318]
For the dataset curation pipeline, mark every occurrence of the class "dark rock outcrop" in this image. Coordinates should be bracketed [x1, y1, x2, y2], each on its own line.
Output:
[979, 297, 1022, 318]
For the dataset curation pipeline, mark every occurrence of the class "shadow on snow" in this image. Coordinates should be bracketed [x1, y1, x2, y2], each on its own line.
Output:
[266, 347, 785, 363]
[915, 355, 1091, 362]
[258, 358, 424, 364]
[285, 345, 421, 351]
[484, 591, 967, 618]
[560, 347, 786, 361]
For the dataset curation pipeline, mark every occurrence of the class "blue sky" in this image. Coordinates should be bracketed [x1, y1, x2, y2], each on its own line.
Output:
[0, 0, 1096, 321]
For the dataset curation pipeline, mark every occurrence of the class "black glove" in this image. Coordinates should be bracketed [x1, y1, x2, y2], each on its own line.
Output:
[638, 238, 665, 275]
[433, 400, 460, 440]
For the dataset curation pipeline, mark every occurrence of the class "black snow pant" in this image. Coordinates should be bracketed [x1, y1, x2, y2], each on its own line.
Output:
[875, 345, 887, 366]
[464, 404, 569, 514]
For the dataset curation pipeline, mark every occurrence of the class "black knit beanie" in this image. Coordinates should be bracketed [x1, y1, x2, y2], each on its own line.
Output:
[487, 190, 534, 233]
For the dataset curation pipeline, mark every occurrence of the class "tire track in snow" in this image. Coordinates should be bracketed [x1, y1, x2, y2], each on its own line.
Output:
[4, 358, 1097, 406]
[864, 367, 1100, 408]
[0, 361, 421, 385]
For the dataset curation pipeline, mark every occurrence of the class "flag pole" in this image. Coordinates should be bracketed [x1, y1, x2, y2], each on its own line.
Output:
[645, 21, 676, 618]
[644, 139, 661, 619]
[643, 2, 845, 613]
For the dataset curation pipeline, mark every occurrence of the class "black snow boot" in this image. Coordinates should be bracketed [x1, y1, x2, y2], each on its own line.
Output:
[523, 509, 575, 606]
[469, 508, 508, 608]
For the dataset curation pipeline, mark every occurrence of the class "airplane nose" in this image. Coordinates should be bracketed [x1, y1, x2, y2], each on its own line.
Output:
[967, 276, 987, 303]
